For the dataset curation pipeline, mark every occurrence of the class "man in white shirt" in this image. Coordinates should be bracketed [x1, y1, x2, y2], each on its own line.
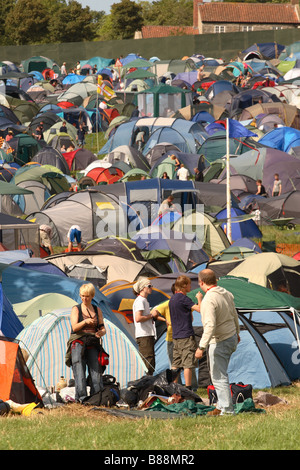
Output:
[158, 195, 175, 216]
[177, 164, 189, 181]
[133, 278, 158, 375]
[195, 269, 240, 416]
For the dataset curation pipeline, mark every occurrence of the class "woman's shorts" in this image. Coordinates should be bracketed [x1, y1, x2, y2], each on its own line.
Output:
[172, 336, 197, 369]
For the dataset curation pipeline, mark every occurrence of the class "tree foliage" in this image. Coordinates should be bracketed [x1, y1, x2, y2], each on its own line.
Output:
[110, 0, 144, 39]
[1, 0, 105, 45]
[4, 0, 50, 45]
[141, 0, 193, 26]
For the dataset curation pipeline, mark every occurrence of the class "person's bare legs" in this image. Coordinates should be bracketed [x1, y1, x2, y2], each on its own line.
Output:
[184, 368, 192, 387]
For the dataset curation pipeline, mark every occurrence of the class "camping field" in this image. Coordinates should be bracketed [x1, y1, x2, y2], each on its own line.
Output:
[1, 384, 300, 451]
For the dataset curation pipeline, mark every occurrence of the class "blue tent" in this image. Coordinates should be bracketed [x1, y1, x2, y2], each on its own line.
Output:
[186, 277, 300, 388]
[242, 43, 285, 60]
[258, 127, 300, 153]
[62, 74, 85, 85]
[0, 263, 133, 341]
[0, 283, 23, 338]
[99, 117, 207, 155]
[205, 80, 240, 101]
[191, 111, 215, 125]
[80, 56, 114, 71]
[215, 207, 262, 241]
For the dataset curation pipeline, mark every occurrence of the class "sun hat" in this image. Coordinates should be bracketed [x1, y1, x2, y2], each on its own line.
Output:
[133, 277, 151, 294]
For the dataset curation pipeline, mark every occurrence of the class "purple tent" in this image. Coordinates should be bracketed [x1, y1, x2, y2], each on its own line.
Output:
[228, 147, 300, 195]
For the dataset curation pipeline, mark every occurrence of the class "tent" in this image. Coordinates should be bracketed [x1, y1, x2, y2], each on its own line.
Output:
[32, 147, 70, 175]
[9, 134, 42, 166]
[100, 280, 170, 342]
[99, 117, 206, 155]
[21, 56, 59, 74]
[258, 127, 300, 153]
[45, 252, 159, 287]
[0, 283, 24, 339]
[197, 132, 263, 164]
[13, 293, 75, 328]
[120, 168, 151, 181]
[215, 207, 262, 241]
[0, 336, 43, 406]
[62, 149, 98, 172]
[0, 212, 39, 257]
[137, 83, 192, 117]
[172, 210, 230, 257]
[241, 42, 285, 60]
[86, 166, 124, 185]
[104, 145, 150, 172]
[186, 276, 300, 388]
[238, 102, 300, 129]
[227, 147, 300, 195]
[16, 309, 147, 390]
[132, 225, 209, 271]
[228, 253, 300, 297]
[26, 189, 129, 246]
[0, 264, 148, 388]
[84, 236, 145, 261]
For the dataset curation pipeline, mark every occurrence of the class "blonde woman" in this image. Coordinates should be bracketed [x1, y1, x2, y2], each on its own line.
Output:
[69, 283, 106, 403]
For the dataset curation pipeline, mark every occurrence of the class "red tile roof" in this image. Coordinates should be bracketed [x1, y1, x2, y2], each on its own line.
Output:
[198, 3, 300, 24]
[141, 25, 198, 38]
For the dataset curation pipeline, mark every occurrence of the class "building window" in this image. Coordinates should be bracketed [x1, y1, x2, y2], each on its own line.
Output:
[214, 25, 225, 33]
[272, 26, 282, 30]
[242, 25, 253, 32]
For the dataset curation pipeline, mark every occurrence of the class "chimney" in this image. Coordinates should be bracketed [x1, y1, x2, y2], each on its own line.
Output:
[194, 0, 203, 29]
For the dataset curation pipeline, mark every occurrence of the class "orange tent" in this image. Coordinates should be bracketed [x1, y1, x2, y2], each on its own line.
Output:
[0, 337, 43, 406]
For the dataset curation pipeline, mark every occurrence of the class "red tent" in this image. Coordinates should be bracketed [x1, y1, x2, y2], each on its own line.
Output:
[86, 167, 124, 184]
[57, 101, 76, 109]
[62, 148, 97, 171]
[0, 337, 43, 406]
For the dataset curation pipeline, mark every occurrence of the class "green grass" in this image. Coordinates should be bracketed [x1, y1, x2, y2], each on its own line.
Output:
[85, 131, 107, 156]
[1, 385, 299, 450]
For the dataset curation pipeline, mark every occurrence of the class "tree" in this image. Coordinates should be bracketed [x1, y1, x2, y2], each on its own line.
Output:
[4, 0, 50, 45]
[47, 0, 104, 43]
[140, 0, 193, 26]
[0, 0, 15, 45]
[110, 0, 144, 39]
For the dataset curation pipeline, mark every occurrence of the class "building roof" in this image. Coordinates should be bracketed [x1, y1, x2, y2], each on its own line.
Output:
[197, 2, 300, 24]
[141, 25, 198, 39]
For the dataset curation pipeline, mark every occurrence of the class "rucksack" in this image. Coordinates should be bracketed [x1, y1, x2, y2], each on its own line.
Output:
[83, 375, 120, 407]
[207, 382, 253, 405]
[100, 375, 120, 407]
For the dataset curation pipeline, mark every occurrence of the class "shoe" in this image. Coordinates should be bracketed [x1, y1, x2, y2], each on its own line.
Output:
[207, 407, 221, 416]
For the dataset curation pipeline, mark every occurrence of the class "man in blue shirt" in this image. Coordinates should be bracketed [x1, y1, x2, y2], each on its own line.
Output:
[169, 275, 201, 389]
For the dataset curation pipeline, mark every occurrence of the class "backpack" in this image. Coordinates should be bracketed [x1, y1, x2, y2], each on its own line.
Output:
[100, 375, 120, 407]
[207, 382, 253, 405]
[83, 375, 120, 407]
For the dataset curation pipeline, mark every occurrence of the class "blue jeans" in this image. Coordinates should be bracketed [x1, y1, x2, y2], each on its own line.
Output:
[71, 341, 103, 402]
[208, 334, 238, 414]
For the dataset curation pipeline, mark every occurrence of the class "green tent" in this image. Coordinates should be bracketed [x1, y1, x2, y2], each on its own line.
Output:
[120, 168, 151, 181]
[0, 180, 33, 212]
[12, 165, 70, 194]
[137, 83, 192, 117]
[13, 293, 76, 328]
[188, 276, 300, 311]
[21, 56, 59, 74]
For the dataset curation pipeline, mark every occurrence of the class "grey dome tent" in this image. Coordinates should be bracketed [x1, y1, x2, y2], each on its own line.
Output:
[32, 147, 70, 175]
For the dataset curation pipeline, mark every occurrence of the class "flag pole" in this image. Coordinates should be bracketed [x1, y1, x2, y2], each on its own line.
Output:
[226, 118, 232, 243]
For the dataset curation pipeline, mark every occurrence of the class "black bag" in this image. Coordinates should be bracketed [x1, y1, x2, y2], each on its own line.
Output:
[207, 382, 253, 405]
[83, 375, 120, 407]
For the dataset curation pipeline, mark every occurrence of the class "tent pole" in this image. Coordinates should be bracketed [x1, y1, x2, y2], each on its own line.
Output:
[226, 118, 232, 243]
[96, 88, 99, 153]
